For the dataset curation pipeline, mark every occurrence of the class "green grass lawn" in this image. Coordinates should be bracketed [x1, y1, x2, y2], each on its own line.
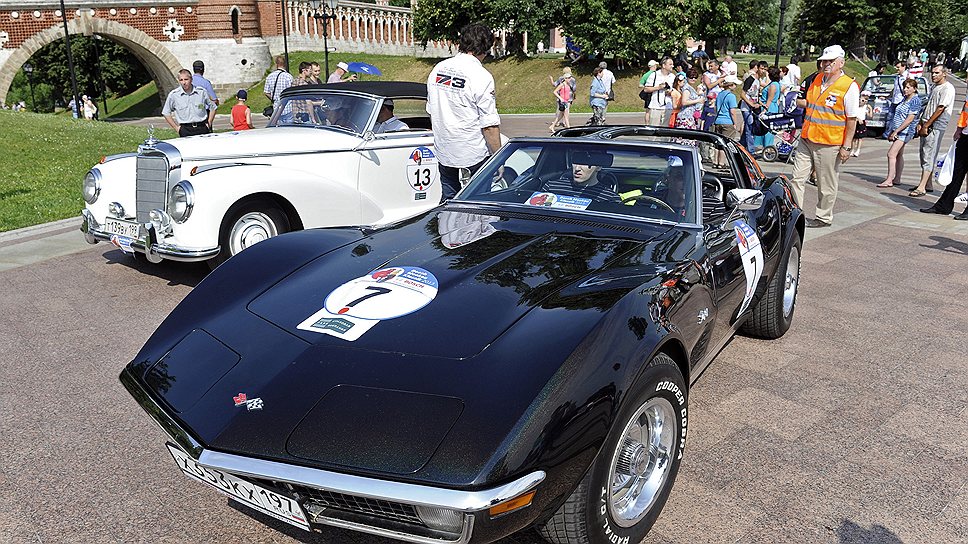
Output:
[0, 110, 175, 232]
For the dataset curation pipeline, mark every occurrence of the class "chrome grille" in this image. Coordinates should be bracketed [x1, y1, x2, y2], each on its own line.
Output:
[136, 153, 170, 223]
[302, 487, 423, 525]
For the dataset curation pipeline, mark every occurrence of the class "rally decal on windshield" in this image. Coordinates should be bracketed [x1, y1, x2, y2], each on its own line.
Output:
[297, 266, 439, 341]
[734, 220, 763, 315]
[526, 192, 591, 210]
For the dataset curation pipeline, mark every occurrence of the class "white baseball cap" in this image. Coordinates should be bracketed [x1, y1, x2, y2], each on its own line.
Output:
[817, 45, 845, 61]
[722, 74, 741, 86]
[337, 61, 349, 71]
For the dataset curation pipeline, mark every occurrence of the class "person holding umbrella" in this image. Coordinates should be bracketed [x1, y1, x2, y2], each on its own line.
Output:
[328, 61, 357, 83]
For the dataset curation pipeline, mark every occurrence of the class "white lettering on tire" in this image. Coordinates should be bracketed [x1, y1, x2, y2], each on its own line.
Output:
[599, 486, 631, 544]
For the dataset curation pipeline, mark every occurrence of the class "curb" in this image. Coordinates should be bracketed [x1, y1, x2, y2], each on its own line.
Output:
[0, 217, 80, 244]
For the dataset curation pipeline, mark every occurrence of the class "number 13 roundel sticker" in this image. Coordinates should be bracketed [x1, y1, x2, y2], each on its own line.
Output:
[297, 266, 439, 341]
[407, 146, 437, 192]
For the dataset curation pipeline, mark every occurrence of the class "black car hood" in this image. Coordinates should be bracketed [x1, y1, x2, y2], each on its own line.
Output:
[247, 209, 655, 359]
[141, 208, 678, 479]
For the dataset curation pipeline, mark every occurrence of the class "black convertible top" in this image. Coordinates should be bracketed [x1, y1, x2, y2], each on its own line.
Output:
[280, 81, 427, 99]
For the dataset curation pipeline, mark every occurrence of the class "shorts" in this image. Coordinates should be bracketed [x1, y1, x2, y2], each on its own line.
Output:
[919, 126, 945, 170]
[854, 121, 867, 139]
[557, 101, 569, 112]
[714, 123, 740, 141]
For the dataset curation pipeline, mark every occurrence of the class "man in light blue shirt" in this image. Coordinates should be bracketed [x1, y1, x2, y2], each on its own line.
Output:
[589, 67, 608, 125]
[192, 60, 219, 110]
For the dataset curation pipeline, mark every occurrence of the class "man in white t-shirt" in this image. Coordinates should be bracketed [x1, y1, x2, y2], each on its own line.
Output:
[642, 56, 675, 126]
[785, 57, 801, 87]
[721, 55, 738, 77]
[598, 61, 616, 121]
[427, 23, 502, 202]
[910, 66, 956, 195]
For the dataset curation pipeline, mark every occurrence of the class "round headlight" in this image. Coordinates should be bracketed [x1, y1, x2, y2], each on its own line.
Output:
[168, 181, 194, 223]
[82, 170, 101, 204]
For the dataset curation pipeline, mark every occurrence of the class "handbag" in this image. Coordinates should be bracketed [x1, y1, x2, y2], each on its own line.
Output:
[263, 69, 285, 117]
[607, 89, 615, 101]
[934, 143, 957, 186]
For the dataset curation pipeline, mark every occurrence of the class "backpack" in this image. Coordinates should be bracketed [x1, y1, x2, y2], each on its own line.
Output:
[639, 70, 655, 105]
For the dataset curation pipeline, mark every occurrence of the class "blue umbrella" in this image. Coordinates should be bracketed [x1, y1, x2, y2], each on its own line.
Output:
[347, 62, 382, 76]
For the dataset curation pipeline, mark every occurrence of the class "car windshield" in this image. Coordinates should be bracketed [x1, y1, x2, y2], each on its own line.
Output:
[457, 141, 699, 224]
[863, 76, 928, 96]
[268, 92, 378, 133]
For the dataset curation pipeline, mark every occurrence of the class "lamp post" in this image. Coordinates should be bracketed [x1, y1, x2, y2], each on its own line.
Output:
[281, 0, 290, 70]
[774, 0, 788, 68]
[93, 34, 108, 116]
[59, 0, 81, 120]
[309, 0, 340, 78]
[22, 63, 36, 111]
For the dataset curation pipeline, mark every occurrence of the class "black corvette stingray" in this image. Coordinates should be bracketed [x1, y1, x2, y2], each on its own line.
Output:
[121, 126, 803, 544]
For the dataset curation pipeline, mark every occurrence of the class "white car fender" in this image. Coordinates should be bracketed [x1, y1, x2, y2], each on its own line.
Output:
[169, 163, 368, 249]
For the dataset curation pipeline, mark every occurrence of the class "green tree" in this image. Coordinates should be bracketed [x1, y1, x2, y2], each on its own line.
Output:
[695, 0, 778, 56]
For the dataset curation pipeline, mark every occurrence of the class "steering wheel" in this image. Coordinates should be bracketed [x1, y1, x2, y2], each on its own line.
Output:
[620, 194, 676, 213]
[701, 174, 724, 202]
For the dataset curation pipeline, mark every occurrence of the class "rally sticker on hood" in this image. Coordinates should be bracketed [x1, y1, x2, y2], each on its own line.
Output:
[734, 220, 763, 315]
[297, 266, 439, 341]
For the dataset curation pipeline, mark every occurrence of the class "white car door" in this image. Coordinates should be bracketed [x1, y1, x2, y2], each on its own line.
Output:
[356, 130, 441, 224]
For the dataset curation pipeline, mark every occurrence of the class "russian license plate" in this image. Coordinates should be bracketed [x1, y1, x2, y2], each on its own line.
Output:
[166, 444, 311, 531]
[103, 217, 140, 239]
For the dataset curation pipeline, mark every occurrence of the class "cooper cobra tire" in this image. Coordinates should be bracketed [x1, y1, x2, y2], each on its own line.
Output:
[762, 146, 779, 162]
[741, 234, 801, 339]
[209, 199, 290, 270]
[539, 353, 687, 544]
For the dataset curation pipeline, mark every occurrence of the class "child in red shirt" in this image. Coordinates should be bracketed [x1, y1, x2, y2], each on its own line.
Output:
[231, 89, 253, 130]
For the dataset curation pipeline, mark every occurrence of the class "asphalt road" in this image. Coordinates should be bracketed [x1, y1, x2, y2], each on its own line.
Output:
[1, 111, 967, 544]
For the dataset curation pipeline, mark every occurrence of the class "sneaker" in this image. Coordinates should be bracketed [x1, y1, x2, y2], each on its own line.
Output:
[956, 192, 968, 203]
[850, 150, 859, 157]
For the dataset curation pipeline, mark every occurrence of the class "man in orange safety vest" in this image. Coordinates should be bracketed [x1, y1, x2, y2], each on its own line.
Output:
[792, 44, 860, 228]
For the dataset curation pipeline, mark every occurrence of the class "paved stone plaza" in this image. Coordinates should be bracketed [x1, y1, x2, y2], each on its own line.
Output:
[1, 112, 966, 544]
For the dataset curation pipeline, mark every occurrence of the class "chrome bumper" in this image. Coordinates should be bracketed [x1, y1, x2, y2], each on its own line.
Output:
[118, 367, 544, 544]
[81, 210, 220, 262]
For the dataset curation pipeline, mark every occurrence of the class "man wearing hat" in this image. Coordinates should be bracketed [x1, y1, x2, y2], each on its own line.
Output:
[791, 44, 860, 228]
[191, 60, 219, 108]
[372, 99, 409, 133]
[328, 61, 357, 84]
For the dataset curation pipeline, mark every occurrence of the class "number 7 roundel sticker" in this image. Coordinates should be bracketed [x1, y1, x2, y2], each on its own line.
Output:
[297, 266, 439, 341]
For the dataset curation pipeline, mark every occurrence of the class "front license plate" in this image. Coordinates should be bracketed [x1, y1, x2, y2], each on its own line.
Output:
[166, 444, 311, 531]
[103, 217, 140, 239]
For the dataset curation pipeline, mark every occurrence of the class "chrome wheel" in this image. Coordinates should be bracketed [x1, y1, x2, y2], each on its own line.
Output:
[782, 243, 800, 318]
[762, 146, 778, 162]
[607, 397, 677, 527]
[228, 212, 278, 255]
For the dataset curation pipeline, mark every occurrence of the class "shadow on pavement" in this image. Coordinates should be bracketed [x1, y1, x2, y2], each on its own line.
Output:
[836, 519, 903, 543]
[101, 248, 209, 287]
[920, 235, 968, 255]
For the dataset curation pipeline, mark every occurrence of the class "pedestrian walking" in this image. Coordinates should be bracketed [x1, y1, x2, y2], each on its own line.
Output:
[643, 57, 675, 126]
[851, 91, 873, 157]
[598, 61, 616, 122]
[328, 61, 358, 84]
[876, 79, 921, 188]
[68, 96, 79, 119]
[549, 67, 574, 132]
[759, 66, 783, 149]
[231, 89, 253, 130]
[674, 68, 704, 132]
[588, 67, 608, 126]
[82, 94, 97, 120]
[163, 68, 216, 137]
[712, 75, 744, 166]
[920, 96, 968, 219]
[909, 66, 956, 196]
[791, 45, 860, 228]
[426, 22, 501, 202]
[192, 60, 219, 108]
[263, 55, 293, 117]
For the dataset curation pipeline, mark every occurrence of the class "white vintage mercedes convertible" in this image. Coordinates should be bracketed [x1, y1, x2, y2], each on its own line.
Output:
[81, 82, 441, 267]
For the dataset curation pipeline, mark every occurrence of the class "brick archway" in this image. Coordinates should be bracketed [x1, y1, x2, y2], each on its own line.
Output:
[0, 15, 181, 108]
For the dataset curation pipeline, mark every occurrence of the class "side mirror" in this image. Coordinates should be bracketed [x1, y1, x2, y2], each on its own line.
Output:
[719, 188, 764, 230]
[353, 130, 375, 152]
[725, 188, 764, 211]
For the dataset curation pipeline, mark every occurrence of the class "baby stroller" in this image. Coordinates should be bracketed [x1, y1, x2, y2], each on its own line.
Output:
[756, 90, 804, 163]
